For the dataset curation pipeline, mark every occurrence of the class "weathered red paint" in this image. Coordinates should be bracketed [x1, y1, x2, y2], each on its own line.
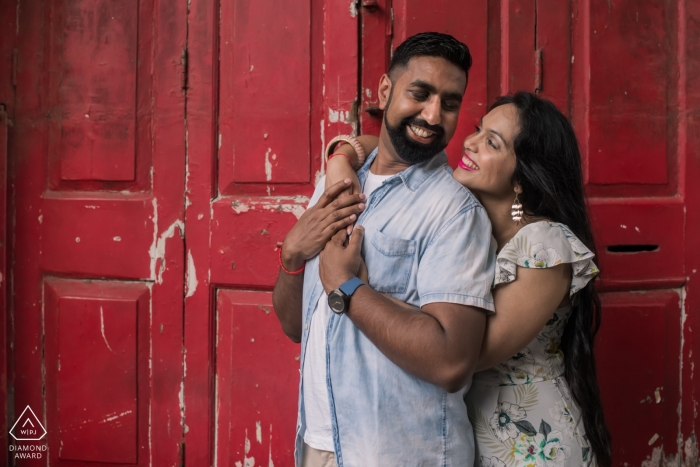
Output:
[8, 0, 187, 466]
[3, 1, 700, 466]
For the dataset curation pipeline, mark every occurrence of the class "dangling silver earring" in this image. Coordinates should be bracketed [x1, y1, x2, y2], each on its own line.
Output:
[511, 194, 523, 223]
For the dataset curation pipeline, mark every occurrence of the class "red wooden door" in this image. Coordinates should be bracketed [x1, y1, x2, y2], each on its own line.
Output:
[9, 0, 187, 465]
[359, 1, 699, 465]
[183, 0, 359, 465]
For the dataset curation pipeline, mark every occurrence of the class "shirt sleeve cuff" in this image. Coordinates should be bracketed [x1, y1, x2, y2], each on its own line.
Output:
[419, 293, 495, 314]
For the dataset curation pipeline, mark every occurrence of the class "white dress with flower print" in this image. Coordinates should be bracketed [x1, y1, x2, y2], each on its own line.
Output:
[466, 222, 600, 467]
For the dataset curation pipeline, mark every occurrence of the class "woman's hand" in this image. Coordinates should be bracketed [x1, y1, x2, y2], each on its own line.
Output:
[281, 180, 366, 271]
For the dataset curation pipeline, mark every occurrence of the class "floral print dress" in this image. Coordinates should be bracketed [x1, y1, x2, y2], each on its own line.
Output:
[466, 222, 600, 467]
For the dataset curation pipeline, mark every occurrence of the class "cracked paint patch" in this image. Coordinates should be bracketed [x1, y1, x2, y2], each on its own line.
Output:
[99, 307, 116, 354]
[148, 198, 185, 284]
[265, 148, 273, 181]
[230, 196, 309, 220]
[185, 250, 198, 298]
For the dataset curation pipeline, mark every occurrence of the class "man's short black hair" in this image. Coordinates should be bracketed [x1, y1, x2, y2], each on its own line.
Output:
[388, 32, 472, 81]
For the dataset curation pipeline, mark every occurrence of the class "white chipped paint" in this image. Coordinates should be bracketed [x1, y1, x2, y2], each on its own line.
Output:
[38, 215, 42, 224]
[232, 201, 251, 214]
[329, 108, 340, 123]
[185, 250, 198, 298]
[635, 226, 640, 232]
[265, 148, 273, 181]
[641, 446, 663, 467]
[571, 55, 575, 64]
[75, 237, 80, 243]
[678, 287, 687, 442]
[113, 236, 121, 242]
[620, 224, 627, 229]
[264, 133, 269, 139]
[99, 410, 132, 424]
[269, 424, 274, 467]
[198, 213, 204, 220]
[231, 196, 309, 220]
[219, 133, 222, 149]
[256, 421, 262, 443]
[349, 0, 358, 17]
[250, 64, 254, 72]
[365, 88, 372, 98]
[648, 433, 659, 445]
[100, 307, 117, 354]
[237, 428, 255, 467]
[185, 195, 192, 209]
[148, 199, 185, 284]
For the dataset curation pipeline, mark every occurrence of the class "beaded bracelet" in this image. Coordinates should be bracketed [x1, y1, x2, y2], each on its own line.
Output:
[325, 135, 366, 168]
[278, 247, 305, 275]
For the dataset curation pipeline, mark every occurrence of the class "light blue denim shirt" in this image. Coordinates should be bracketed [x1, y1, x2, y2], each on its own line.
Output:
[295, 149, 496, 467]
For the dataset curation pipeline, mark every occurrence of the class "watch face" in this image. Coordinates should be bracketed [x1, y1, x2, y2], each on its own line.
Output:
[328, 291, 346, 314]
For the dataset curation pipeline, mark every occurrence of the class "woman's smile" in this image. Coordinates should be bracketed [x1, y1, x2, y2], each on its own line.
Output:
[458, 152, 479, 171]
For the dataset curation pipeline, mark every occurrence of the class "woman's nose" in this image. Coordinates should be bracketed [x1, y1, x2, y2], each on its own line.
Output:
[463, 134, 478, 153]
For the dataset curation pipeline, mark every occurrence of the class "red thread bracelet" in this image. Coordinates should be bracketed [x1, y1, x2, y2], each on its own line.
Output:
[328, 152, 353, 165]
[278, 247, 305, 275]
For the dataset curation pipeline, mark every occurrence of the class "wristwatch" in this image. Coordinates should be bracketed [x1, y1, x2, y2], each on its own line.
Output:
[328, 277, 365, 314]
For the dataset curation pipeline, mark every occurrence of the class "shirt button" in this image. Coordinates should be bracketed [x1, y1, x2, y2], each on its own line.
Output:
[304, 323, 309, 330]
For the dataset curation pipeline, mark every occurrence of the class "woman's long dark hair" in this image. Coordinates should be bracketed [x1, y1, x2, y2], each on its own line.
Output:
[491, 92, 612, 467]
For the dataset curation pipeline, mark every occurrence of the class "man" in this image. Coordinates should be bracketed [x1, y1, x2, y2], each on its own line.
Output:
[273, 32, 495, 467]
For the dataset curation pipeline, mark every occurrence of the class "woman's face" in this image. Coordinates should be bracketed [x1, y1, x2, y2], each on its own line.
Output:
[453, 103, 520, 199]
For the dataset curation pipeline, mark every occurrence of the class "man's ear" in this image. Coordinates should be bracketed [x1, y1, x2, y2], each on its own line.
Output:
[378, 73, 392, 111]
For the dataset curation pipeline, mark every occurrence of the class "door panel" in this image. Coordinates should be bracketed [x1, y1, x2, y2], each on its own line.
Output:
[185, 0, 357, 464]
[44, 279, 148, 464]
[215, 290, 300, 466]
[11, 0, 187, 465]
[596, 290, 682, 467]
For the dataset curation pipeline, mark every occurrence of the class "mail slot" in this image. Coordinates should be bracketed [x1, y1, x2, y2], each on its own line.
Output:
[590, 200, 684, 290]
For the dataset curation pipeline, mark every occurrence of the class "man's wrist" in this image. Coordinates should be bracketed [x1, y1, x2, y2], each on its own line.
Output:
[281, 246, 306, 272]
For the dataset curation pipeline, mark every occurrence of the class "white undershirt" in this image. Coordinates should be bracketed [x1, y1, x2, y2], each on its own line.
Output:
[303, 170, 392, 451]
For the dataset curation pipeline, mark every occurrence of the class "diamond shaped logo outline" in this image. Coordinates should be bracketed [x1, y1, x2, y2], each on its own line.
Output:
[9, 405, 47, 441]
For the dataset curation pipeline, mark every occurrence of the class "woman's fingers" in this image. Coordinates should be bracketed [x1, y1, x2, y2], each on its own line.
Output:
[317, 179, 354, 208]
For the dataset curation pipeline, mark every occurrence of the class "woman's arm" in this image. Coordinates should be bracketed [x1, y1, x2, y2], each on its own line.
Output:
[325, 135, 380, 193]
[475, 264, 571, 371]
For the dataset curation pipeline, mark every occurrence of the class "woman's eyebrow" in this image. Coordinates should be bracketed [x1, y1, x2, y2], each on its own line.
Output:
[480, 117, 510, 148]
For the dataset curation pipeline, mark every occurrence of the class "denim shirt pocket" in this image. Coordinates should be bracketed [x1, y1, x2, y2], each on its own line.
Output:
[368, 230, 417, 294]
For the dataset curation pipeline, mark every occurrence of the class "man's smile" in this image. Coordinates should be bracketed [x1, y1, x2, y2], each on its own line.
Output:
[408, 124, 438, 143]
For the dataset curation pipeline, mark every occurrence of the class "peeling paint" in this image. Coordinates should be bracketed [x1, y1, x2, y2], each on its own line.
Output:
[265, 148, 273, 181]
[349, 0, 358, 17]
[75, 237, 80, 243]
[38, 215, 42, 224]
[99, 307, 117, 354]
[113, 236, 121, 242]
[649, 433, 659, 445]
[231, 196, 309, 220]
[256, 420, 262, 443]
[99, 410, 132, 424]
[148, 199, 185, 284]
[269, 424, 274, 467]
[185, 250, 198, 298]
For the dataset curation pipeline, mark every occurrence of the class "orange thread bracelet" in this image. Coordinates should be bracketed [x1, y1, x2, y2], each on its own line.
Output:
[328, 152, 353, 165]
[278, 247, 305, 275]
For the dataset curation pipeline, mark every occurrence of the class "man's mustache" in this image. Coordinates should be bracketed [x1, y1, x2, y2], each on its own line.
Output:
[402, 117, 445, 137]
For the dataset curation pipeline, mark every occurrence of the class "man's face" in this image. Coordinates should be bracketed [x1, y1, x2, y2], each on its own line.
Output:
[380, 56, 467, 164]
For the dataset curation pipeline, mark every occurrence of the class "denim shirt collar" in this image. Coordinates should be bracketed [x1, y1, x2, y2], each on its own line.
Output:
[357, 148, 449, 193]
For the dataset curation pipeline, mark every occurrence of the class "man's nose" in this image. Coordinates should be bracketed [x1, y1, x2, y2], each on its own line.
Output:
[421, 97, 442, 126]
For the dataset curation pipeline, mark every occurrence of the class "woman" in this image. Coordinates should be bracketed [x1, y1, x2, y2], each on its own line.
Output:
[322, 92, 612, 467]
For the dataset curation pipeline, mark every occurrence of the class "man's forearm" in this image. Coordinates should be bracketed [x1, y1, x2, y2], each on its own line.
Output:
[345, 286, 486, 392]
[272, 270, 304, 343]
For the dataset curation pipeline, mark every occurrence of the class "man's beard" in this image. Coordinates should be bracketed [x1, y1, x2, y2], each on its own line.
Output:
[383, 92, 448, 165]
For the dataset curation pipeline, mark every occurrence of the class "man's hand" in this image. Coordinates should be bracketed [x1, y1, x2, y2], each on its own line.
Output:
[319, 227, 365, 293]
[281, 180, 366, 270]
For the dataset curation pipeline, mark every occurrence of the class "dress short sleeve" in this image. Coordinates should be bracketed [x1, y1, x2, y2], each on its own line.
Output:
[493, 221, 599, 296]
